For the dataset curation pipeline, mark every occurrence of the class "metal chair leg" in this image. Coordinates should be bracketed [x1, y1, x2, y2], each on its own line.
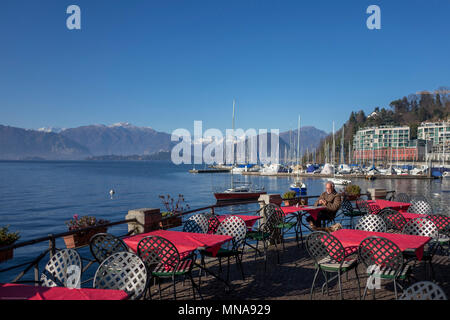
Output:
[393, 279, 398, 300]
[173, 276, 177, 300]
[354, 267, 361, 300]
[158, 278, 162, 300]
[236, 254, 245, 281]
[362, 282, 369, 300]
[263, 240, 268, 274]
[310, 268, 320, 300]
[226, 256, 230, 283]
[337, 271, 343, 300]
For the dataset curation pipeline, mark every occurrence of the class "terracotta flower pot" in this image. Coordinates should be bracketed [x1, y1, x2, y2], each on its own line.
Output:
[63, 226, 108, 249]
[0, 247, 14, 263]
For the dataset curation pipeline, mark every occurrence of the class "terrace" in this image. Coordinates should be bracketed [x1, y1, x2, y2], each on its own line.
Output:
[0, 192, 449, 300]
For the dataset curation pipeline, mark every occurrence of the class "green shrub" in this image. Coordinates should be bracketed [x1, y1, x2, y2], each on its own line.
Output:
[161, 211, 172, 217]
[283, 191, 297, 199]
[345, 184, 361, 196]
[0, 226, 20, 247]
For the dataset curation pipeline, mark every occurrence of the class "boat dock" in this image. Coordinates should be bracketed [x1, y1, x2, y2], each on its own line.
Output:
[189, 169, 231, 173]
[241, 172, 435, 179]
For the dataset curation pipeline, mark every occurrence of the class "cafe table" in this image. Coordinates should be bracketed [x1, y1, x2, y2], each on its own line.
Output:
[0, 283, 129, 300]
[216, 214, 262, 230]
[123, 229, 233, 288]
[124, 229, 232, 257]
[281, 205, 328, 234]
[368, 199, 411, 211]
[331, 229, 431, 261]
[399, 211, 426, 222]
[282, 205, 327, 222]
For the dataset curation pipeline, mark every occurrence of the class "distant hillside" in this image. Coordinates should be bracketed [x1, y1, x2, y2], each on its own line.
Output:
[60, 123, 172, 156]
[0, 122, 329, 161]
[312, 87, 450, 163]
[0, 125, 90, 160]
[279, 126, 328, 157]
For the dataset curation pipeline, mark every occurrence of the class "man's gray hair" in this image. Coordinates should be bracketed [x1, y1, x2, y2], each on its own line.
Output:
[326, 181, 335, 190]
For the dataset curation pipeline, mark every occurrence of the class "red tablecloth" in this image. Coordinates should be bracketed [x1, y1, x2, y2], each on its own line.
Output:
[331, 229, 431, 261]
[0, 283, 128, 300]
[123, 230, 233, 257]
[368, 199, 411, 211]
[281, 205, 327, 221]
[217, 214, 261, 229]
[399, 212, 426, 222]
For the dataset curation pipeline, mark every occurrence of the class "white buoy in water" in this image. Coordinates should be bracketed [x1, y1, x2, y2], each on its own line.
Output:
[109, 189, 115, 198]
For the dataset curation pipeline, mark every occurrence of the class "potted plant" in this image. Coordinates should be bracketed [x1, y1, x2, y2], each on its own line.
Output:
[63, 214, 110, 248]
[0, 226, 20, 263]
[344, 184, 361, 201]
[282, 191, 298, 206]
[158, 194, 190, 229]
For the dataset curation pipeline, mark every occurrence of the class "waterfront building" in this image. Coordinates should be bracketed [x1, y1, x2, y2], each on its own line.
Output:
[352, 125, 428, 163]
[418, 120, 450, 162]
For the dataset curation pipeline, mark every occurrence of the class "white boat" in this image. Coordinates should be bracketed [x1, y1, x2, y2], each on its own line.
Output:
[337, 164, 352, 174]
[260, 163, 281, 175]
[321, 163, 335, 175]
[329, 178, 351, 186]
[231, 166, 247, 174]
[384, 166, 397, 176]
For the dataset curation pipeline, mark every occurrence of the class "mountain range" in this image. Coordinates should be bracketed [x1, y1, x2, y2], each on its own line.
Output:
[0, 122, 328, 160]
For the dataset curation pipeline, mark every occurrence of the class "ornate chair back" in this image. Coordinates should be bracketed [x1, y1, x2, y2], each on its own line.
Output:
[399, 281, 447, 300]
[89, 233, 129, 264]
[355, 214, 387, 232]
[93, 251, 147, 300]
[41, 249, 82, 288]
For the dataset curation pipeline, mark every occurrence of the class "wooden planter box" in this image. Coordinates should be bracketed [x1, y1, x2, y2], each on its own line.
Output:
[0, 247, 14, 263]
[159, 216, 183, 230]
[63, 226, 108, 249]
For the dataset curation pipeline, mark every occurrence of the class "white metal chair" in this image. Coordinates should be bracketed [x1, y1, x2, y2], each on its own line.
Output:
[407, 200, 433, 215]
[183, 213, 209, 233]
[402, 217, 440, 280]
[399, 281, 447, 300]
[395, 193, 411, 203]
[355, 214, 387, 233]
[93, 251, 148, 300]
[199, 215, 247, 283]
[40, 249, 82, 288]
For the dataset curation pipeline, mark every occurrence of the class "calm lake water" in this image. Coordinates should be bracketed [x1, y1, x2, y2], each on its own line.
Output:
[0, 160, 449, 283]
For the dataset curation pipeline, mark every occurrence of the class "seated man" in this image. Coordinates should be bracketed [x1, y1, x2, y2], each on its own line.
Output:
[306, 181, 342, 229]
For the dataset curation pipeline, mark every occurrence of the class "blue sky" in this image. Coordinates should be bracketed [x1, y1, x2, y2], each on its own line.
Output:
[0, 0, 449, 134]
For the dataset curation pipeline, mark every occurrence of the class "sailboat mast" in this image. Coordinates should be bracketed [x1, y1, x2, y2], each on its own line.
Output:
[297, 115, 300, 170]
[341, 126, 345, 165]
[442, 120, 445, 170]
[332, 121, 335, 166]
[232, 98, 236, 166]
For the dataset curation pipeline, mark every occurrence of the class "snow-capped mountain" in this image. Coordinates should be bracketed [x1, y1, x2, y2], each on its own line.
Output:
[37, 127, 66, 133]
